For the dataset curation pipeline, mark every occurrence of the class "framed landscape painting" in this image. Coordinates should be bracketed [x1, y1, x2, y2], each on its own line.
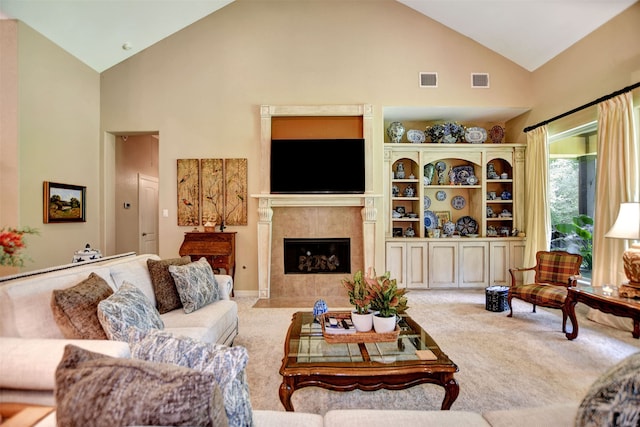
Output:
[43, 181, 86, 223]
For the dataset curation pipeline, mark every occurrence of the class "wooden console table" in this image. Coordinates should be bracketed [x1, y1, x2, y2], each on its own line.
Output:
[565, 285, 640, 340]
[179, 232, 236, 295]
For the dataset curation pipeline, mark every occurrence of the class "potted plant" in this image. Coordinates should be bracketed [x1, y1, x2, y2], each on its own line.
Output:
[367, 269, 408, 333]
[342, 270, 374, 332]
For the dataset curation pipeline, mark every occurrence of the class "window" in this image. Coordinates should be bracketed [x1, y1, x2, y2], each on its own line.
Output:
[548, 121, 597, 282]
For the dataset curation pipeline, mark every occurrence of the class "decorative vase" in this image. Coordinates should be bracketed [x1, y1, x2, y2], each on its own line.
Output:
[351, 311, 374, 332]
[373, 314, 397, 333]
[387, 122, 405, 143]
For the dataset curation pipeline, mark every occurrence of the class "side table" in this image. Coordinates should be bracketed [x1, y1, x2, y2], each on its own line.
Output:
[565, 285, 640, 340]
[179, 231, 236, 296]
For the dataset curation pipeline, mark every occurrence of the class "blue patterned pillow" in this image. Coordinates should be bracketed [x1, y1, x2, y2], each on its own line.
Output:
[97, 281, 164, 342]
[131, 330, 253, 427]
[576, 352, 640, 426]
[168, 257, 221, 313]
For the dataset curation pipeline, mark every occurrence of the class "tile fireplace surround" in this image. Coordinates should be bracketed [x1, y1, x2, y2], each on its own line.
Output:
[252, 195, 380, 299]
[253, 104, 380, 299]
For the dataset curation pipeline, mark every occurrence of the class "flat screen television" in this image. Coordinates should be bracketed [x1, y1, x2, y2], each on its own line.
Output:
[270, 139, 365, 194]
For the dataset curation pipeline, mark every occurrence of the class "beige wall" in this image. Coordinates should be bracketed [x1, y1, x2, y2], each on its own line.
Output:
[3, 1, 639, 290]
[0, 20, 101, 271]
[508, 2, 640, 140]
[99, 0, 532, 292]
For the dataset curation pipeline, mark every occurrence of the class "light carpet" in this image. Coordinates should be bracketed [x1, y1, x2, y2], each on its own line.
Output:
[232, 289, 639, 415]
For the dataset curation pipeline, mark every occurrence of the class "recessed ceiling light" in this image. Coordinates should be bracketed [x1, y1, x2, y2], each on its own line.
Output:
[122, 42, 132, 51]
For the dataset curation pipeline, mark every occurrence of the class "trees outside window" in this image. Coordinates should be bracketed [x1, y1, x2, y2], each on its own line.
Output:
[548, 123, 597, 281]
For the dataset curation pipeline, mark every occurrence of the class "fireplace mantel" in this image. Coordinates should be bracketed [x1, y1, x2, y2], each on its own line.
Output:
[254, 104, 381, 299]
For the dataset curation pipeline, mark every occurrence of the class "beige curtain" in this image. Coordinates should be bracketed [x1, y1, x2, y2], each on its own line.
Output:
[522, 125, 550, 283]
[589, 91, 638, 331]
[593, 92, 638, 286]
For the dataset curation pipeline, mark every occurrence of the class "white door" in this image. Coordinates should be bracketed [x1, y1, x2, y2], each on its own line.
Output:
[138, 174, 158, 254]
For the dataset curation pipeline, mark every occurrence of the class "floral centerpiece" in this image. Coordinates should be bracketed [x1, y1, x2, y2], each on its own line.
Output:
[343, 268, 408, 333]
[0, 227, 38, 267]
[426, 122, 465, 143]
[342, 270, 372, 315]
[368, 270, 408, 318]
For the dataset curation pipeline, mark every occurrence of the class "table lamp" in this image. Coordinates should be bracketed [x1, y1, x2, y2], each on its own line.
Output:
[604, 202, 640, 297]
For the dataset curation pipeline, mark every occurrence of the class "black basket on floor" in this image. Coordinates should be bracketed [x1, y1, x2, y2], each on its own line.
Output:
[485, 286, 509, 312]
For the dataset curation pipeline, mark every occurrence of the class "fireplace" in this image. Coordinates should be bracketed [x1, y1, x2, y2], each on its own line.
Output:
[253, 104, 380, 299]
[283, 238, 350, 274]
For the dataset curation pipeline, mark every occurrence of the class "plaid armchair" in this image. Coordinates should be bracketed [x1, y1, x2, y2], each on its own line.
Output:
[507, 250, 583, 332]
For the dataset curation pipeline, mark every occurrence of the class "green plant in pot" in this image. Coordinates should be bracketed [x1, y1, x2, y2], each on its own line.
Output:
[367, 270, 408, 333]
[342, 270, 374, 332]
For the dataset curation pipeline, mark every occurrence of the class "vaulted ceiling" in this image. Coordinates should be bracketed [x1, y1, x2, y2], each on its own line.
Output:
[0, 0, 636, 73]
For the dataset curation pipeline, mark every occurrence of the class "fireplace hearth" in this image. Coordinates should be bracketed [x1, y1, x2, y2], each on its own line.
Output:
[283, 238, 350, 274]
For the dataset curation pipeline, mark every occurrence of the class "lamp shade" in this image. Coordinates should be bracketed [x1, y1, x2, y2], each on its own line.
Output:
[604, 202, 640, 240]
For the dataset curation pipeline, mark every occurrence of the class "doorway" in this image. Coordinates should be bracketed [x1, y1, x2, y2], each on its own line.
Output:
[115, 134, 159, 254]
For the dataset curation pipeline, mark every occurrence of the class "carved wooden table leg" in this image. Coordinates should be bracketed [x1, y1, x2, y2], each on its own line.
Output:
[440, 376, 460, 410]
[279, 378, 295, 411]
[565, 291, 579, 340]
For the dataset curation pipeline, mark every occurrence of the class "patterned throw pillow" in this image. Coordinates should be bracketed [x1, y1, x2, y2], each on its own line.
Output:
[131, 330, 253, 427]
[169, 257, 221, 314]
[575, 352, 640, 427]
[97, 281, 164, 342]
[55, 344, 229, 427]
[51, 272, 113, 339]
[147, 256, 192, 314]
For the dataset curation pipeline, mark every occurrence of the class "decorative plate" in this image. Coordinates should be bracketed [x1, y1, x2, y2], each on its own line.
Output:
[451, 195, 466, 210]
[467, 175, 479, 185]
[464, 127, 487, 143]
[452, 165, 474, 185]
[443, 221, 456, 236]
[435, 161, 447, 172]
[456, 216, 478, 235]
[489, 125, 505, 143]
[436, 190, 447, 201]
[424, 195, 431, 210]
[424, 210, 438, 229]
[406, 129, 426, 144]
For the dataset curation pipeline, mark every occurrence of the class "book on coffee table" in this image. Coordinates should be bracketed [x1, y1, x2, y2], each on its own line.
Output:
[323, 317, 356, 334]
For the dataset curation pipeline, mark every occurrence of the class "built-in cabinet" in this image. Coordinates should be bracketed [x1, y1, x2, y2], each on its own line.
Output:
[383, 124, 526, 290]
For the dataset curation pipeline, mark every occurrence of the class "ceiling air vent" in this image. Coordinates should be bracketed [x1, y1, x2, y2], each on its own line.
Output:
[419, 72, 438, 88]
[471, 73, 490, 88]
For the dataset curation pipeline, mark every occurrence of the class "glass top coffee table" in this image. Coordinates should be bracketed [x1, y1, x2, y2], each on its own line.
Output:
[565, 285, 640, 340]
[279, 311, 459, 411]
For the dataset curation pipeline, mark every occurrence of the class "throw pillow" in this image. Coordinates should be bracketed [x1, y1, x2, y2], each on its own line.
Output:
[51, 272, 113, 340]
[131, 330, 253, 427]
[575, 351, 640, 427]
[97, 281, 164, 342]
[147, 256, 191, 314]
[169, 257, 221, 313]
[55, 344, 228, 427]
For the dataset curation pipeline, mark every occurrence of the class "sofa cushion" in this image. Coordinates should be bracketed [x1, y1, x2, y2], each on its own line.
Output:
[324, 409, 491, 426]
[0, 266, 114, 338]
[482, 404, 579, 427]
[0, 337, 130, 391]
[109, 256, 157, 307]
[131, 330, 252, 427]
[161, 298, 238, 345]
[147, 256, 191, 314]
[50, 272, 113, 340]
[575, 352, 640, 427]
[97, 281, 164, 342]
[55, 344, 228, 427]
[252, 410, 323, 427]
[169, 257, 221, 314]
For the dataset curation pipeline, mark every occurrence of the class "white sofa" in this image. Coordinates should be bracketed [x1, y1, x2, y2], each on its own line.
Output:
[1, 254, 630, 427]
[0, 252, 238, 406]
